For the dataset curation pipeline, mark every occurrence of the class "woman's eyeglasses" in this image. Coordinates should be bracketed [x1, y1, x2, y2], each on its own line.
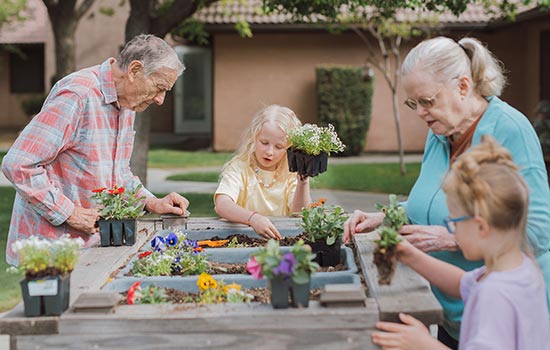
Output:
[443, 215, 474, 233]
[404, 77, 459, 111]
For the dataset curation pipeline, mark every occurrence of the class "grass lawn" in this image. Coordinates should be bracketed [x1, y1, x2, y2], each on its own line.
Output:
[148, 149, 232, 169]
[0, 151, 6, 164]
[167, 162, 422, 195]
[0, 189, 215, 312]
[0, 187, 22, 312]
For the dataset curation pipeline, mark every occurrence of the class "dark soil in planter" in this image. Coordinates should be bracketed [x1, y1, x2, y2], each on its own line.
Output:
[206, 262, 348, 275]
[120, 288, 321, 305]
[373, 245, 398, 285]
[206, 233, 309, 247]
[125, 262, 347, 276]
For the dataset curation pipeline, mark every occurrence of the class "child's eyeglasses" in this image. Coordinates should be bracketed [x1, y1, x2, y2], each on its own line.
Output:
[443, 215, 474, 233]
[404, 77, 458, 111]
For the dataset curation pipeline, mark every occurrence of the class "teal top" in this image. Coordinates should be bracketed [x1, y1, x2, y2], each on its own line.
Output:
[403, 96, 550, 339]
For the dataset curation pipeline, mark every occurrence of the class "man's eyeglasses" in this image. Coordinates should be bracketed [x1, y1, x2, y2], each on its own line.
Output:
[443, 215, 474, 233]
[404, 77, 458, 111]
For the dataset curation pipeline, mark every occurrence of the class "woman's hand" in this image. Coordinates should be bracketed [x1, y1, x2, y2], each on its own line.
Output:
[343, 210, 385, 243]
[250, 214, 282, 240]
[372, 313, 449, 350]
[398, 224, 459, 253]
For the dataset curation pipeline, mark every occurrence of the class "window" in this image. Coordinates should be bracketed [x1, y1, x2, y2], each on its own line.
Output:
[9, 44, 45, 93]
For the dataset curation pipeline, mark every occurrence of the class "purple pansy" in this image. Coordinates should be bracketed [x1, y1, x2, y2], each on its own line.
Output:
[273, 253, 296, 276]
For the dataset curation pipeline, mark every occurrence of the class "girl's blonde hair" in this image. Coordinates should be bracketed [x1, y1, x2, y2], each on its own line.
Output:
[223, 105, 302, 177]
[442, 135, 529, 237]
[402, 36, 506, 97]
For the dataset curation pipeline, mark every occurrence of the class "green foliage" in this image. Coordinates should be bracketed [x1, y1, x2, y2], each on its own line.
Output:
[8, 235, 84, 277]
[173, 18, 210, 46]
[300, 203, 346, 245]
[131, 230, 209, 277]
[0, 0, 26, 29]
[374, 226, 401, 250]
[251, 240, 319, 284]
[373, 194, 407, 250]
[316, 65, 373, 156]
[287, 123, 346, 156]
[20, 94, 46, 116]
[376, 194, 409, 230]
[193, 273, 253, 304]
[136, 284, 168, 304]
[91, 185, 146, 220]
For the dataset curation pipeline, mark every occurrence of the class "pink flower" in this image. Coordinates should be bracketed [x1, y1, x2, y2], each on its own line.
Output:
[127, 281, 142, 305]
[246, 256, 263, 280]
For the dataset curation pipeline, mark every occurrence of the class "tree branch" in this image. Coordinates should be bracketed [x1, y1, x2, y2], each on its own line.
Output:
[151, 0, 218, 38]
[76, 0, 95, 20]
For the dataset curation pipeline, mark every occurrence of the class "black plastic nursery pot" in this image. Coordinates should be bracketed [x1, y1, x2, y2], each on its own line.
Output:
[287, 149, 328, 178]
[98, 219, 136, 247]
[308, 237, 342, 267]
[20, 274, 71, 317]
[269, 275, 311, 309]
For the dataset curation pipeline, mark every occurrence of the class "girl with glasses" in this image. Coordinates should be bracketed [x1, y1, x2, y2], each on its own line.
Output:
[344, 36, 550, 348]
[371, 136, 550, 350]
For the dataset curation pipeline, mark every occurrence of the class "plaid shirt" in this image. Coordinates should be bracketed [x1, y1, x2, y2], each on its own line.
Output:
[1, 58, 154, 265]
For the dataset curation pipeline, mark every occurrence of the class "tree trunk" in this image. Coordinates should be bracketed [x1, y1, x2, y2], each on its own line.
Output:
[43, 0, 95, 84]
[125, 0, 218, 186]
[126, 0, 154, 186]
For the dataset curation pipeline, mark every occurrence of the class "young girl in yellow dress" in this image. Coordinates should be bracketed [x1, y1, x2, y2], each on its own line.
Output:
[214, 105, 311, 240]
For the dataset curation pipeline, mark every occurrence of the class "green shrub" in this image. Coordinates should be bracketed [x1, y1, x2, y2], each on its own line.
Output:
[316, 65, 373, 156]
[21, 94, 46, 117]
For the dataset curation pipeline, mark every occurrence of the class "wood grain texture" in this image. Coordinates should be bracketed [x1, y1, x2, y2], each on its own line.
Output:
[17, 330, 379, 350]
[354, 233, 443, 326]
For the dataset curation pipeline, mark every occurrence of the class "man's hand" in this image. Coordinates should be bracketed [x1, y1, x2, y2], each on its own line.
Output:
[66, 206, 100, 234]
[146, 192, 189, 215]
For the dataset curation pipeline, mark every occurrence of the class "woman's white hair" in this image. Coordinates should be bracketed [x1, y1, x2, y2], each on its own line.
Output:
[402, 36, 506, 97]
[117, 34, 185, 77]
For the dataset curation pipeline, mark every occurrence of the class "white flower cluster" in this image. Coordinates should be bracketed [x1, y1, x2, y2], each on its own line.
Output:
[287, 123, 345, 156]
[10, 235, 84, 275]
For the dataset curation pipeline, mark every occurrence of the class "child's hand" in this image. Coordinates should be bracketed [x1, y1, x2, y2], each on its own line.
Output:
[250, 214, 282, 240]
[372, 313, 449, 350]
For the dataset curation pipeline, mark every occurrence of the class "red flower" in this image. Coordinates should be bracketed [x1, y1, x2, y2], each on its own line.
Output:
[127, 281, 142, 305]
[92, 187, 106, 193]
[138, 251, 152, 259]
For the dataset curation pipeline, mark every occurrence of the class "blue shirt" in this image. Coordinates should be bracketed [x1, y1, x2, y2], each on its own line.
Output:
[404, 96, 550, 339]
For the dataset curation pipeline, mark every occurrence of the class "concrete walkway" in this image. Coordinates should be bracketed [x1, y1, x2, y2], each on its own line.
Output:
[0, 154, 421, 212]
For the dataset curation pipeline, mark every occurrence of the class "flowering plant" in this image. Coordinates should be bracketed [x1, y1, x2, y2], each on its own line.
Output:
[91, 184, 146, 220]
[126, 281, 168, 305]
[300, 199, 346, 246]
[8, 235, 84, 278]
[193, 273, 253, 304]
[287, 123, 345, 156]
[247, 239, 319, 284]
[131, 230, 208, 277]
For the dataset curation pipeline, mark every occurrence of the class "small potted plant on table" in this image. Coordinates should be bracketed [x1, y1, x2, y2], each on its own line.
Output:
[247, 239, 319, 309]
[373, 194, 408, 285]
[287, 123, 345, 177]
[300, 199, 347, 267]
[91, 184, 146, 247]
[9, 235, 84, 316]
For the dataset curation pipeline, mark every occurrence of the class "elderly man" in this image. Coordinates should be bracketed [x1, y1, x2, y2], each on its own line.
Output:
[2, 34, 188, 265]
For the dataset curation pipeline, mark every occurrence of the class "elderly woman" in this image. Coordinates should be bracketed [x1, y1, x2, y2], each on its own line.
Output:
[344, 36, 550, 349]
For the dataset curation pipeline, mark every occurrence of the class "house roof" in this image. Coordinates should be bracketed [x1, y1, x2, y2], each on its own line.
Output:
[194, 0, 541, 30]
[0, 0, 48, 44]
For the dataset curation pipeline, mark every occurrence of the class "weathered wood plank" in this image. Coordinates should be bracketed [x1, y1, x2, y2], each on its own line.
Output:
[186, 217, 301, 230]
[16, 330, 379, 350]
[354, 233, 443, 326]
[59, 300, 379, 334]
